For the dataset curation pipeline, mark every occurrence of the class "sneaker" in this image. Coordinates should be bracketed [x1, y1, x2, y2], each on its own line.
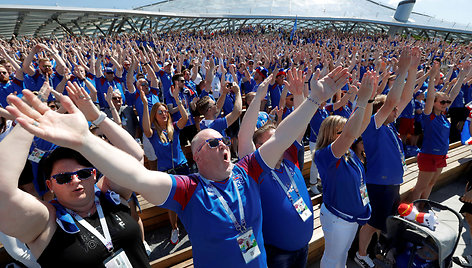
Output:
[453, 255, 472, 267]
[355, 251, 375, 268]
[143, 240, 152, 256]
[170, 228, 179, 245]
[310, 184, 321, 195]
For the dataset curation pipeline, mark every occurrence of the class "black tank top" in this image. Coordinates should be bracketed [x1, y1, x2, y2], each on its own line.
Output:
[37, 194, 150, 267]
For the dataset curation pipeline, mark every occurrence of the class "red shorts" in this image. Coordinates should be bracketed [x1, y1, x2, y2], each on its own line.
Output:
[417, 152, 447, 172]
[398, 118, 415, 136]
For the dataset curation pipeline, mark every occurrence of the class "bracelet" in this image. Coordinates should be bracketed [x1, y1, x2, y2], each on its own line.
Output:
[368, 99, 375, 103]
[306, 96, 321, 106]
[92, 111, 107, 127]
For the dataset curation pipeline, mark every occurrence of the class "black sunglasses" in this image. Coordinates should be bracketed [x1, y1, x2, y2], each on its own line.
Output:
[112, 97, 122, 100]
[0, 71, 7, 75]
[439, 100, 451, 105]
[51, 168, 95, 185]
[197, 137, 231, 153]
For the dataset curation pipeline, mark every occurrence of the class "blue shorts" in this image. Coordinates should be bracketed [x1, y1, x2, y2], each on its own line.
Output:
[366, 184, 400, 231]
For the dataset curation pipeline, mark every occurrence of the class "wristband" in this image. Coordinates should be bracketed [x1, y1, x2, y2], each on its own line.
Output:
[368, 99, 375, 103]
[306, 96, 321, 107]
[92, 111, 107, 127]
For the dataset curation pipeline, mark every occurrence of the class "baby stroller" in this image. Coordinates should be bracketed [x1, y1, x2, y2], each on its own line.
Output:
[381, 199, 463, 268]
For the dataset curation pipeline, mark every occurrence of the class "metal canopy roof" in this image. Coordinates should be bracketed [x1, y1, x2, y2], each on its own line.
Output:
[0, 2, 471, 42]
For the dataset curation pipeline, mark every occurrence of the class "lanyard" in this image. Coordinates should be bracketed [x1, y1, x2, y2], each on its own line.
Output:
[201, 174, 247, 233]
[66, 196, 114, 252]
[387, 123, 405, 160]
[347, 154, 364, 185]
[270, 162, 300, 203]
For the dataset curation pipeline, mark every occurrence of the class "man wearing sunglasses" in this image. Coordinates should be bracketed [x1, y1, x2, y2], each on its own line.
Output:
[5, 66, 349, 267]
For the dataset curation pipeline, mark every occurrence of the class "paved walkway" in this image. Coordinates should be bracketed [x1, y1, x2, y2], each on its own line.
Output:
[309, 175, 472, 268]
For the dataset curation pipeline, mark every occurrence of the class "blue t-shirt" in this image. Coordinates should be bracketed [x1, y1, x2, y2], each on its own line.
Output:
[268, 83, 284, 109]
[309, 108, 329, 143]
[258, 143, 313, 251]
[362, 116, 404, 185]
[23, 70, 62, 101]
[420, 113, 450, 155]
[160, 152, 267, 267]
[200, 117, 228, 136]
[0, 79, 23, 108]
[461, 119, 472, 145]
[167, 87, 197, 126]
[157, 70, 173, 103]
[94, 76, 125, 109]
[399, 98, 415, 119]
[315, 145, 371, 223]
[132, 87, 160, 128]
[148, 123, 187, 171]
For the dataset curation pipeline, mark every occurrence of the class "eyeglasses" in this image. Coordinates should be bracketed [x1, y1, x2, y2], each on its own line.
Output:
[112, 97, 122, 101]
[157, 110, 168, 115]
[51, 168, 95, 185]
[439, 100, 451, 105]
[141, 82, 149, 87]
[197, 137, 231, 153]
[42, 65, 52, 69]
[178, 79, 185, 83]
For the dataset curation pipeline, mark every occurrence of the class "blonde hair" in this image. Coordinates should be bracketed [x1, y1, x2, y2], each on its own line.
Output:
[315, 115, 347, 151]
[150, 102, 174, 143]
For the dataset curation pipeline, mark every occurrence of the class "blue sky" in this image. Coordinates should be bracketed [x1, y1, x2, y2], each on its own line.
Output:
[1, 0, 471, 26]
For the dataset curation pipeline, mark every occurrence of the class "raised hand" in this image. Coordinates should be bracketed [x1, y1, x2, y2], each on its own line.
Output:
[357, 71, 377, 101]
[66, 81, 100, 121]
[284, 68, 305, 96]
[6, 89, 90, 150]
[309, 66, 349, 102]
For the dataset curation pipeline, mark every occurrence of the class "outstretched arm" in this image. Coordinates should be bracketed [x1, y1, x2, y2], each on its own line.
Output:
[238, 74, 272, 158]
[0, 124, 50, 245]
[259, 67, 349, 168]
[7, 91, 172, 206]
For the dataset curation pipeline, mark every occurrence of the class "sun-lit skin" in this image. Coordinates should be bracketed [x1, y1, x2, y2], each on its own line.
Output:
[432, 94, 450, 114]
[73, 65, 86, 80]
[155, 105, 169, 127]
[39, 60, 53, 76]
[45, 159, 97, 217]
[0, 66, 9, 83]
[254, 128, 285, 168]
[192, 129, 232, 182]
[137, 78, 150, 95]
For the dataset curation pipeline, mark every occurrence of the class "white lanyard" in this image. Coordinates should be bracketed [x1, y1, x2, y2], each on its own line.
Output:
[66, 196, 114, 252]
[387, 123, 405, 160]
[201, 174, 247, 233]
[270, 162, 300, 203]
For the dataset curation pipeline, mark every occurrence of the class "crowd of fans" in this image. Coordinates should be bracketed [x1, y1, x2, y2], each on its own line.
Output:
[0, 26, 472, 267]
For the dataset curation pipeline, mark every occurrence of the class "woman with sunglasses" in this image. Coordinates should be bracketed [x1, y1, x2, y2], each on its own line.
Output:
[141, 83, 189, 245]
[410, 60, 472, 201]
[0, 84, 150, 267]
[314, 71, 376, 268]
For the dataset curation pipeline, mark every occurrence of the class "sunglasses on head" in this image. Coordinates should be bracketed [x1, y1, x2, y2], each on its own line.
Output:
[439, 100, 451, 105]
[197, 137, 231, 153]
[51, 168, 95, 185]
[157, 109, 168, 115]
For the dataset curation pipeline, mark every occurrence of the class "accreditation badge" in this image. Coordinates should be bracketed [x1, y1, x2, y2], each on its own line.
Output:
[237, 227, 261, 264]
[28, 148, 46, 163]
[293, 198, 312, 222]
[360, 184, 370, 206]
[104, 249, 133, 268]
